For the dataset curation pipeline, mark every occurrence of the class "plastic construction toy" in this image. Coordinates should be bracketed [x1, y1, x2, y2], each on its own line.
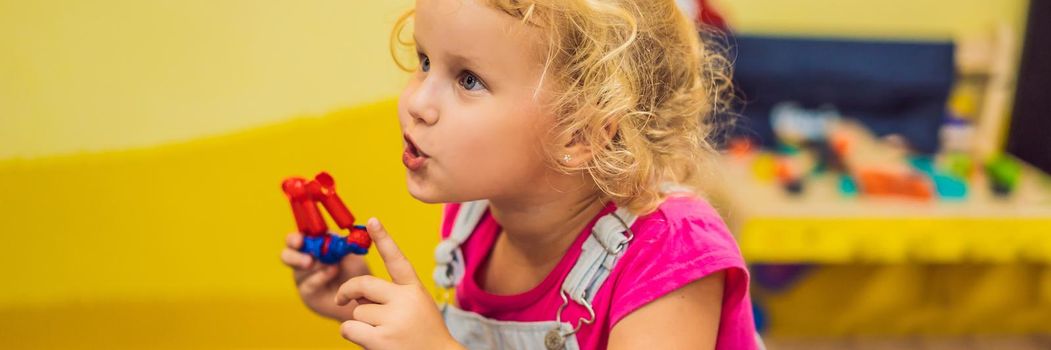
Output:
[281, 172, 371, 264]
[986, 155, 1022, 197]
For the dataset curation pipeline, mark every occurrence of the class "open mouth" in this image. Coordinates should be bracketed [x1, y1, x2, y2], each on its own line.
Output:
[402, 134, 429, 170]
[405, 135, 426, 157]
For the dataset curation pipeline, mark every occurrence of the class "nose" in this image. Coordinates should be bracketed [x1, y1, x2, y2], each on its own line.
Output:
[405, 76, 440, 126]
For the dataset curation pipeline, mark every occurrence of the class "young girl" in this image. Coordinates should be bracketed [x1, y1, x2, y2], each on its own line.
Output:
[280, 0, 757, 349]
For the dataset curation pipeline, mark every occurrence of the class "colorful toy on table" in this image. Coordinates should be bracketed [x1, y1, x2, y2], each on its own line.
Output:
[750, 152, 778, 184]
[909, 156, 968, 200]
[837, 173, 859, 197]
[829, 121, 935, 200]
[768, 103, 841, 195]
[936, 114, 977, 197]
[944, 153, 976, 180]
[985, 155, 1022, 197]
[727, 137, 757, 159]
[854, 167, 935, 200]
[763, 106, 967, 201]
[281, 172, 371, 264]
[774, 144, 812, 195]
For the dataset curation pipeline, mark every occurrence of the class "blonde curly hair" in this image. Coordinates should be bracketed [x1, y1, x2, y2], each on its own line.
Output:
[391, 0, 732, 214]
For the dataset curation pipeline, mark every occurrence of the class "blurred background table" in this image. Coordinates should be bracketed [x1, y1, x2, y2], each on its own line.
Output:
[714, 154, 1051, 340]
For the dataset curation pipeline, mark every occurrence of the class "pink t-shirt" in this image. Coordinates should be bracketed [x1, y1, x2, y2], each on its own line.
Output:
[439, 195, 758, 349]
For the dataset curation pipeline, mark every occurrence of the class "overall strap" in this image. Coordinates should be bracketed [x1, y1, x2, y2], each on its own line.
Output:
[550, 207, 638, 340]
[433, 200, 489, 289]
[560, 207, 638, 306]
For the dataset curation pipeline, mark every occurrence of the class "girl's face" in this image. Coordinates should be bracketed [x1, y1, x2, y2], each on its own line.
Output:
[398, 0, 563, 204]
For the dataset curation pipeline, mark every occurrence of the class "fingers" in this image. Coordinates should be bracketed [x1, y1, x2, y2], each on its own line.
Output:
[336, 275, 394, 306]
[298, 265, 339, 295]
[365, 218, 419, 285]
[350, 302, 385, 326]
[281, 248, 313, 270]
[340, 319, 376, 347]
[285, 232, 303, 249]
[281, 232, 314, 271]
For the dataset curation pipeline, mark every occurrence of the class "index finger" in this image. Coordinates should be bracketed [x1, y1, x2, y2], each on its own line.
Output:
[285, 232, 303, 249]
[365, 218, 419, 285]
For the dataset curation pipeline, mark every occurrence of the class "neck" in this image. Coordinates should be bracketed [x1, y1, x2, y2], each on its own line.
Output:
[487, 178, 607, 265]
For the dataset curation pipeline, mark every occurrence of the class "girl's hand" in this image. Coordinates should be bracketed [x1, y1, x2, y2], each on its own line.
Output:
[335, 218, 463, 350]
[281, 232, 371, 321]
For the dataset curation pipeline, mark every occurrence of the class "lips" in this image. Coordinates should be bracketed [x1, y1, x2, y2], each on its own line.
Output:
[402, 134, 429, 171]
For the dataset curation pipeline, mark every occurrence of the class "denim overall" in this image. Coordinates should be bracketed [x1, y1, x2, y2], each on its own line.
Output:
[433, 200, 638, 350]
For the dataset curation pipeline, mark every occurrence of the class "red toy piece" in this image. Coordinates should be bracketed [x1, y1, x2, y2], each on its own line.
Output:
[281, 172, 371, 263]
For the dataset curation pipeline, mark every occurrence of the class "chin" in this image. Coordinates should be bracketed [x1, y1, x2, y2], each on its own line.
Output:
[408, 190, 445, 204]
[405, 176, 445, 203]
[405, 175, 488, 204]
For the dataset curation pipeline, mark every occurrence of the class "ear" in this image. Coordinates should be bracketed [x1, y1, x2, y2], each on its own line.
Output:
[557, 132, 592, 168]
[556, 123, 619, 168]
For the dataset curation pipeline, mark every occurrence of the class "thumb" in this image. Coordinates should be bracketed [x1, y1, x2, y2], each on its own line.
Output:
[366, 218, 419, 285]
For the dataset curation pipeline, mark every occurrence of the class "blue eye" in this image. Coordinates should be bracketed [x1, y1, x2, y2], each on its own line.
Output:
[459, 72, 485, 91]
[419, 54, 430, 72]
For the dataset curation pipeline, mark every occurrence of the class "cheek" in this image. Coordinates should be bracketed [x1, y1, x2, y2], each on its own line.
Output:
[450, 109, 551, 177]
[411, 93, 558, 202]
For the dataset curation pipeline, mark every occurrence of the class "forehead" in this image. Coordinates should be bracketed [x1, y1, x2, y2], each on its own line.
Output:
[414, 0, 545, 72]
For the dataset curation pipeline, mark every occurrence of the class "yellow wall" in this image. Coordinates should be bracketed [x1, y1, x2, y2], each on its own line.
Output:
[0, 0, 414, 159]
[717, 0, 1029, 40]
[0, 0, 1035, 347]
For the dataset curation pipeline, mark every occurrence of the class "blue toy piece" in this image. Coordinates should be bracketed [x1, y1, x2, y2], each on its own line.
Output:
[908, 155, 968, 200]
[838, 173, 859, 197]
[301, 227, 370, 264]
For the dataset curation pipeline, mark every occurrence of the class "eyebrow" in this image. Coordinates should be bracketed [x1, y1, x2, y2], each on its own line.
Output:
[414, 35, 486, 72]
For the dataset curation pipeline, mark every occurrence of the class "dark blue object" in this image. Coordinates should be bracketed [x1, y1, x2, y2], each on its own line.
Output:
[731, 35, 955, 154]
[751, 263, 813, 292]
[752, 300, 768, 333]
[301, 233, 368, 264]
